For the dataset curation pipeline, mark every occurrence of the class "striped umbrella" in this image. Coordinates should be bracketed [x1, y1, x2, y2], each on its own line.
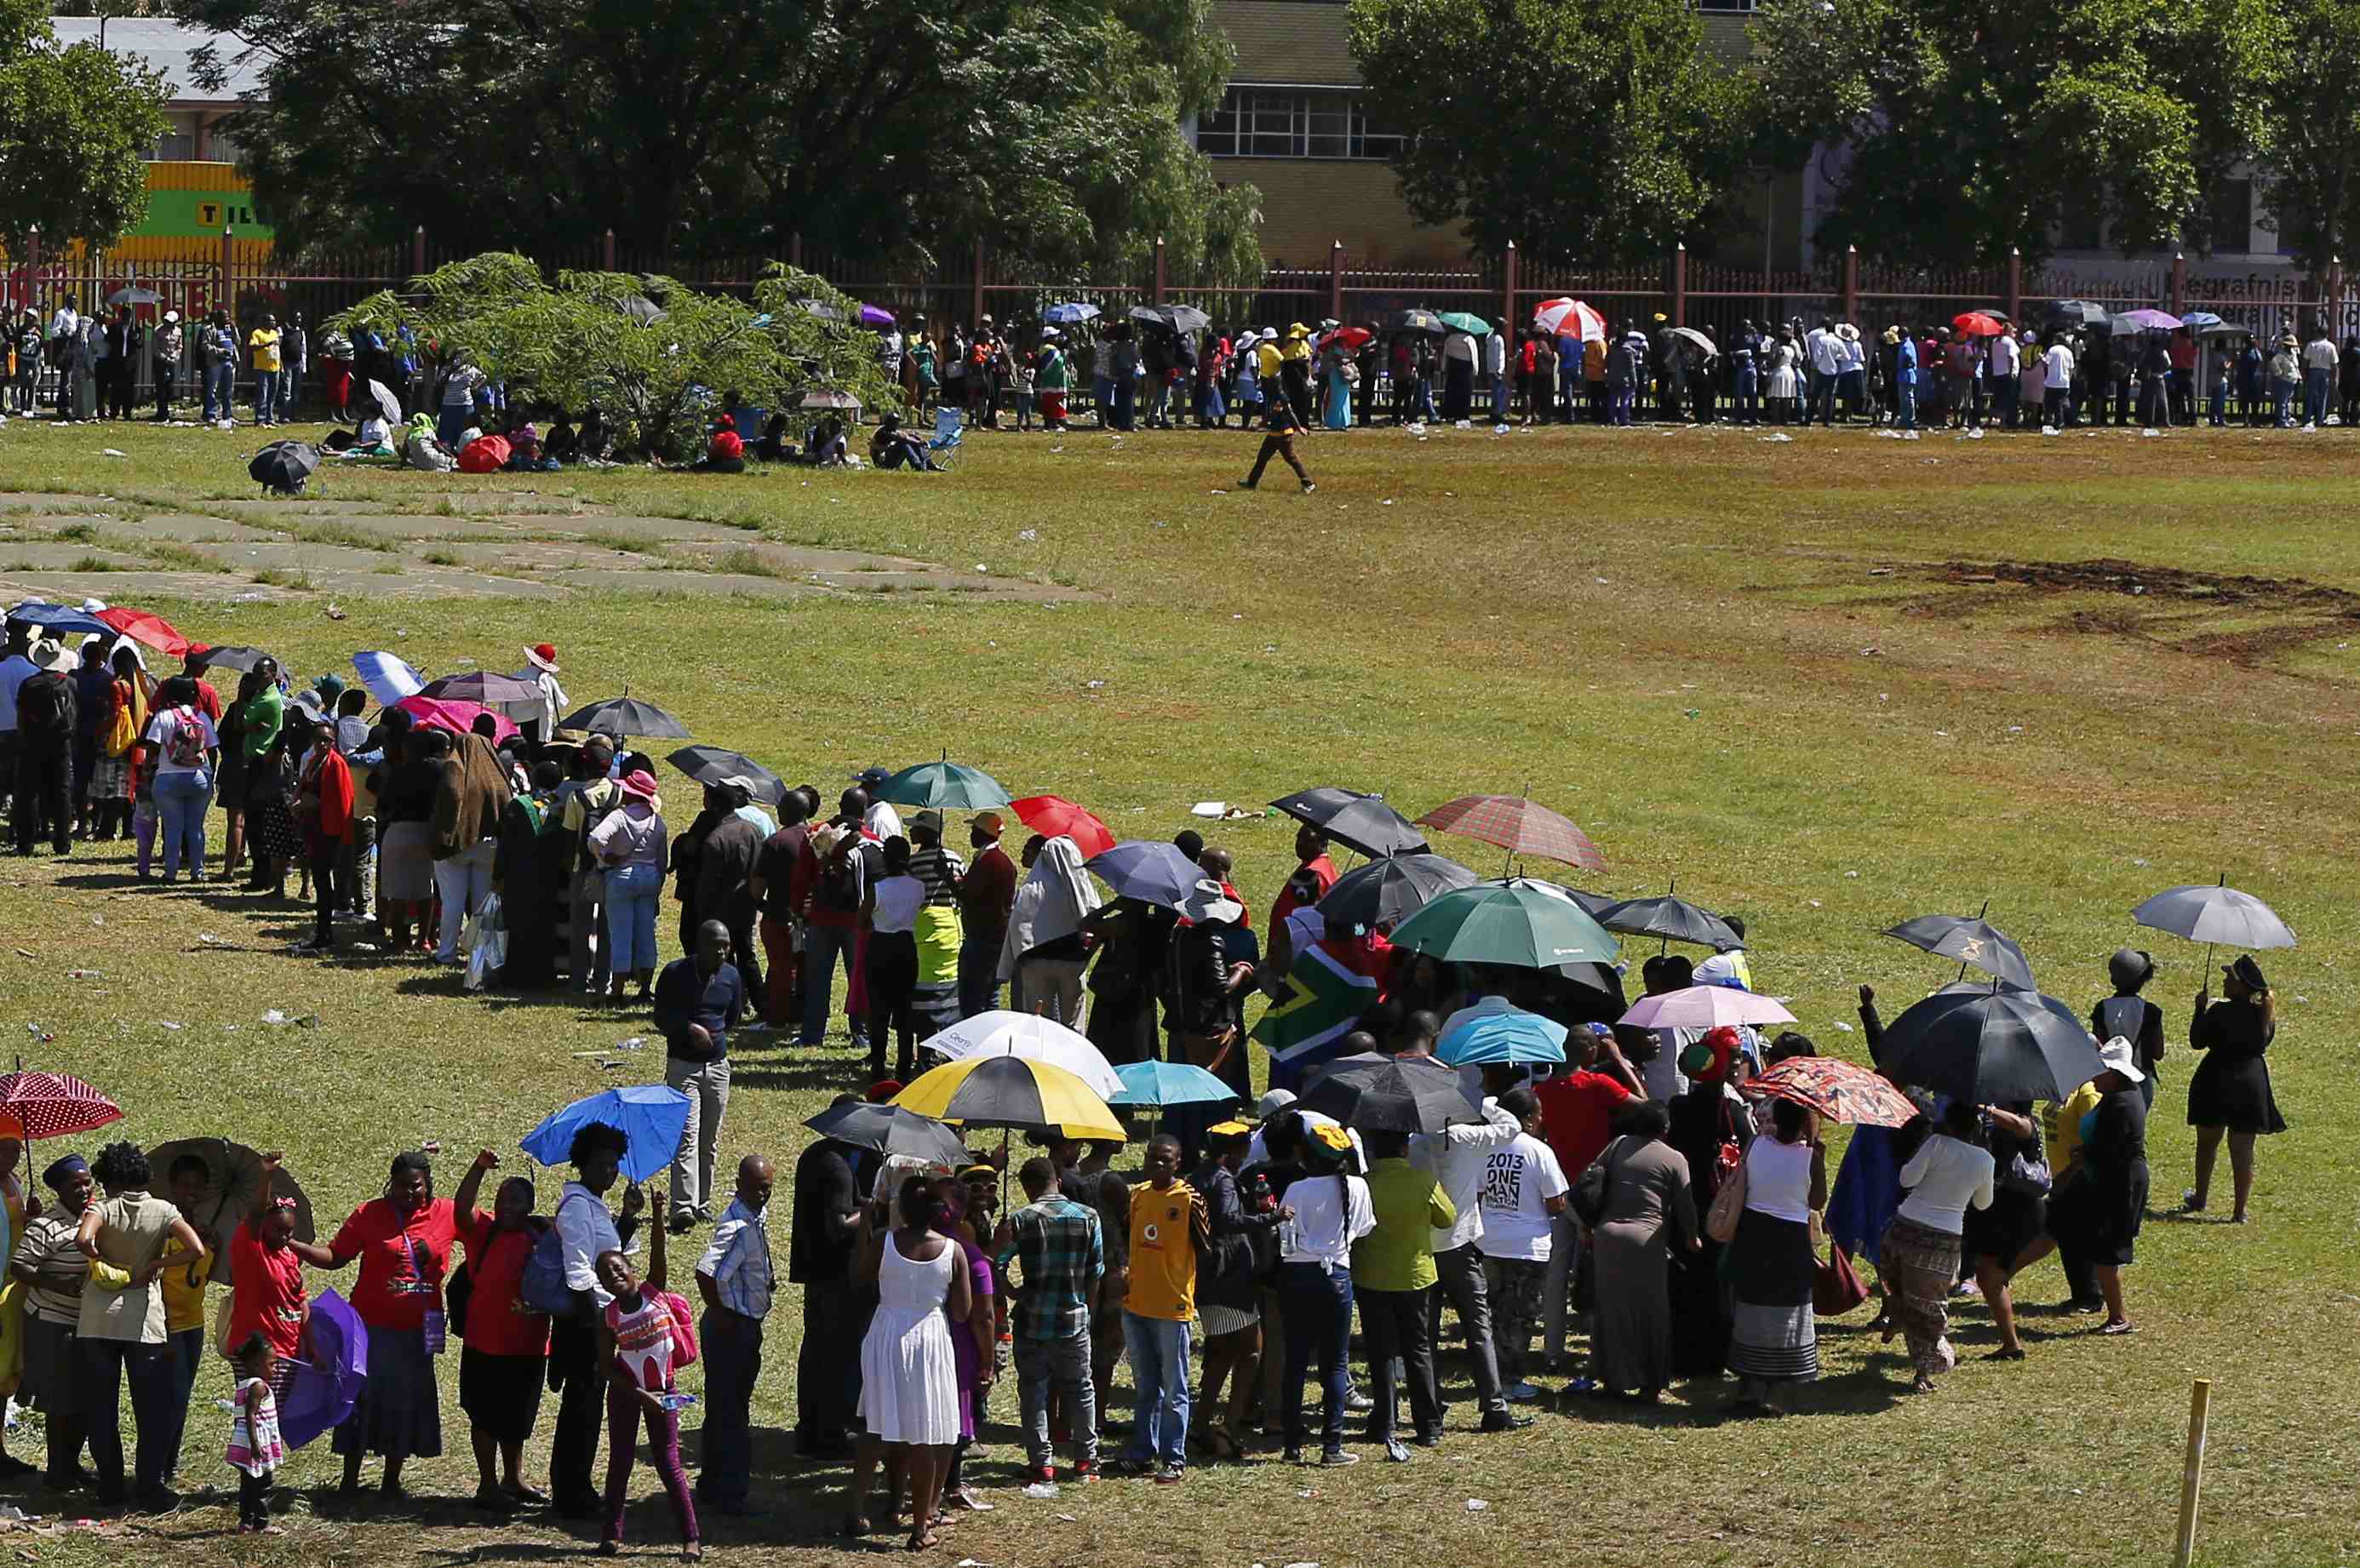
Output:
[0, 1070, 123, 1139]
[1416, 793, 1605, 873]
[1533, 298, 1608, 342]
[893, 1055, 1125, 1142]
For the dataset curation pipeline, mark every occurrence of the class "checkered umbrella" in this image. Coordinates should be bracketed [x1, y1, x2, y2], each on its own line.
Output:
[1414, 793, 1607, 873]
[0, 1070, 123, 1140]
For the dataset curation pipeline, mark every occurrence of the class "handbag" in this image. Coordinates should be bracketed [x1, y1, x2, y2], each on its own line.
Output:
[1704, 1147, 1749, 1245]
[1999, 1148, 2053, 1198]
[1813, 1241, 1870, 1316]
[1571, 1136, 1622, 1228]
[445, 1256, 476, 1341]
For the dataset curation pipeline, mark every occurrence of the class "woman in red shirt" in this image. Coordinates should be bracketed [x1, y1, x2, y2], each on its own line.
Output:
[451, 1149, 552, 1513]
[226, 1153, 332, 1399]
[294, 717, 353, 954]
[318, 1151, 457, 1501]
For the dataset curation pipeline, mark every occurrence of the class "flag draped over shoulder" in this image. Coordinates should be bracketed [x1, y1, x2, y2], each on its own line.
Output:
[1253, 935, 1389, 1091]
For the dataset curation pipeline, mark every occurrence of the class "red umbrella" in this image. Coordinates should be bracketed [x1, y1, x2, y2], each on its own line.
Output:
[1951, 311, 2008, 339]
[1740, 1057, 1918, 1128]
[93, 607, 191, 658]
[0, 1069, 124, 1140]
[1318, 326, 1373, 352]
[392, 695, 519, 745]
[1414, 793, 1606, 873]
[1010, 795, 1116, 861]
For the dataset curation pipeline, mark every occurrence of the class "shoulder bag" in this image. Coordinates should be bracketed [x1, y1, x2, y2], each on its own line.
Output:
[1703, 1145, 1750, 1245]
[1570, 1136, 1622, 1228]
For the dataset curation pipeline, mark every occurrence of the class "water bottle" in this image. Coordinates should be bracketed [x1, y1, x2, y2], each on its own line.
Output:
[1277, 1215, 1298, 1257]
[656, 1392, 699, 1413]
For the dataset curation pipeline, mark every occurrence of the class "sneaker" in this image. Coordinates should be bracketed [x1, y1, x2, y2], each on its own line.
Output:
[1504, 1381, 1544, 1402]
[1070, 1461, 1098, 1485]
[1235, 478, 1257, 490]
[1152, 1466, 1184, 1485]
[1029, 1463, 1056, 1486]
[1319, 1451, 1359, 1468]
[1281, 1446, 1303, 1466]
[1301, 480, 1316, 493]
[1344, 1390, 1374, 1413]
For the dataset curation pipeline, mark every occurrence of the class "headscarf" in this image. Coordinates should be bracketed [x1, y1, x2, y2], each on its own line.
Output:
[997, 835, 1101, 981]
[42, 1153, 88, 1191]
[1679, 1025, 1742, 1084]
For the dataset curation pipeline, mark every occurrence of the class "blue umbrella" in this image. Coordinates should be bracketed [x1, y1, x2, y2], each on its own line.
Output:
[1435, 1006, 1569, 1067]
[1045, 302, 1101, 325]
[521, 1084, 691, 1183]
[6, 602, 112, 638]
[1085, 840, 1203, 909]
[1109, 1060, 1240, 1108]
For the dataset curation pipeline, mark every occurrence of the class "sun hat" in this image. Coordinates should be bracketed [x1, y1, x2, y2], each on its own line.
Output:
[1286, 323, 1311, 340]
[619, 768, 659, 801]
[2225, 954, 2269, 993]
[911, 808, 944, 836]
[163, 310, 180, 324]
[2096, 1035, 2145, 1084]
[2107, 947, 2153, 989]
[27, 638, 68, 672]
[1180, 877, 1244, 926]
[524, 643, 559, 674]
[1206, 1119, 1255, 1138]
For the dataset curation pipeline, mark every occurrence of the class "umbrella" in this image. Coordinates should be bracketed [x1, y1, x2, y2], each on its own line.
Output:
[1389, 878, 1619, 969]
[1597, 891, 1737, 950]
[801, 389, 862, 410]
[558, 695, 692, 740]
[1319, 326, 1373, 352]
[804, 1101, 967, 1168]
[352, 650, 425, 707]
[1740, 1058, 1919, 1128]
[107, 286, 161, 306]
[93, 607, 188, 658]
[2048, 300, 2111, 329]
[1392, 308, 1446, 335]
[392, 694, 518, 744]
[1534, 884, 1619, 918]
[1670, 326, 1717, 358]
[1882, 911, 2036, 991]
[420, 670, 541, 706]
[1085, 840, 1202, 909]
[620, 295, 667, 324]
[5, 603, 113, 638]
[1438, 312, 1491, 336]
[666, 744, 785, 805]
[1109, 1061, 1240, 1108]
[1316, 851, 1478, 931]
[2131, 879, 2296, 953]
[1298, 1056, 1480, 1134]
[1875, 987, 2105, 1103]
[249, 441, 318, 496]
[1415, 793, 1605, 873]
[1044, 302, 1101, 326]
[144, 1137, 315, 1290]
[2114, 307, 2182, 332]
[364, 379, 402, 425]
[1011, 796, 1116, 861]
[924, 1010, 1124, 1100]
[520, 1084, 693, 1184]
[0, 1069, 122, 1139]
[1434, 1006, 1568, 1067]
[1128, 303, 1211, 335]
[859, 304, 896, 329]
[1618, 984, 1795, 1032]
[1269, 787, 1428, 859]
[874, 757, 1011, 810]
[197, 644, 274, 674]
[2180, 311, 2225, 329]
[278, 1287, 367, 1451]
[1951, 312, 2009, 338]
[892, 1055, 1125, 1142]
[1532, 298, 1607, 341]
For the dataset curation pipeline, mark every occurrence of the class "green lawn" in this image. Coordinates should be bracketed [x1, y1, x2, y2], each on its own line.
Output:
[0, 415, 2354, 1566]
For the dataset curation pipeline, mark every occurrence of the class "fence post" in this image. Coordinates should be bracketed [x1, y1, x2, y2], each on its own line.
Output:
[2170, 252, 2185, 315]
[220, 225, 232, 306]
[604, 228, 617, 272]
[2008, 247, 2022, 324]
[1671, 242, 1687, 327]
[1502, 240, 1517, 332]
[1154, 237, 1168, 306]
[25, 228, 37, 310]
[971, 234, 986, 329]
[1328, 241, 1344, 323]
[411, 225, 426, 278]
[1842, 244, 1859, 325]
[2329, 257, 2346, 336]
[2173, 1380, 2213, 1568]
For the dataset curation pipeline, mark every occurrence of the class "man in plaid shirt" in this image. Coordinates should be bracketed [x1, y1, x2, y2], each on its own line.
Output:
[1000, 1156, 1104, 1482]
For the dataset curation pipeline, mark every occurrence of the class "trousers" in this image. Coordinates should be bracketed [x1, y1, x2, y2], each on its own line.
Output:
[664, 1054, 731, 1216]
[696, 1307, 763, 1505]
[1016, 1329, 1097, 1468]
[432, 838, 495, 959]
[1427, 1242, 1505, 1414]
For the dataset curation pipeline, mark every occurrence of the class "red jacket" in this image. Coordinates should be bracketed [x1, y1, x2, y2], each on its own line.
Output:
[301, 746, 354, 843]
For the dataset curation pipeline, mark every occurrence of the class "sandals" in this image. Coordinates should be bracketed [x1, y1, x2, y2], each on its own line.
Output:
[908, 1530, 941, 1552]
[1984, 1348, 2027, 1362]
[2100, 1319, 2139, 1336]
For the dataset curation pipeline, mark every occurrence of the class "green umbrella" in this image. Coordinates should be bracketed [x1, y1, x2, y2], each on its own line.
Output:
[1438, 312, 1492, 337]
[875, 754, 1012, 810]
[1389, 878, 1618, 969]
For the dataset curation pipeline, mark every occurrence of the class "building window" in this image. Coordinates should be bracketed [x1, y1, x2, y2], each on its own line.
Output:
[151, 111, 200, 161]
[2205, 177, 2251, 254]
[1196, 88, 1402, 159]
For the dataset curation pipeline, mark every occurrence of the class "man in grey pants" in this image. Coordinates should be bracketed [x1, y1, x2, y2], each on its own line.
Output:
[1002, 1157, 1105, 1480]
[1412, 1096, 1531, 1432]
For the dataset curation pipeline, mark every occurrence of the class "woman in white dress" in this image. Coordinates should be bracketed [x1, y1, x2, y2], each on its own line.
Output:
[1765, 334, 1800, 425]
[845, 1176, 972, 1550]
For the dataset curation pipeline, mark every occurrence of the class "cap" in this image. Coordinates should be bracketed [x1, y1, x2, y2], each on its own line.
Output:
[971, 810, 1005, 835]
[912, 809, 943, 835]
[1206, 1119, 1254, 1137]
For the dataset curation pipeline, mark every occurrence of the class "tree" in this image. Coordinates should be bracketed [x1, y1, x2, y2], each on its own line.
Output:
[330, 255, 903, 459]
[178, 0, 1261, 286]
[0, 0, 169, 254]
[2253, 0, 2360, 272]
[1347, 0, 1754, 265]
[1749, 0, 2286, 266]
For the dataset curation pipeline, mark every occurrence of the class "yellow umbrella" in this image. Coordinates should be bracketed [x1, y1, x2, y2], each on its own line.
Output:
[893, 1054, 1126, 1142]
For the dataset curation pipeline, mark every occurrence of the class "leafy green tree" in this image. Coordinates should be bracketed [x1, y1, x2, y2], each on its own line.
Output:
[2252, 0, 2360, 272]
[1750, 0, 2285, 265]
[1347, 0, 1754, 265]
[0, 0, 169, 255]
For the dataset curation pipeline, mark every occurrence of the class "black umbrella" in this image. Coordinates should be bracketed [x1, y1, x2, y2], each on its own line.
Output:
[1298, 1056, 1481, 1134]
[420, 671, 541, 706]
[1269, 787, 1429, 859]
[1882, 907, 2036, 991]
[1875, 986, 2105, 1103]
[247, 440, 318, 497]
[561, 695, 691, 740]
[805, 1101, 967, 1166]
[1127, 303, 1211, 335]
[665, 744, 785, 805]
[1392, 308, 1446, 335]
[195, 644, 273, 673]
[1317, 851, 1478, 930]
[1597, 890, 1737, 950]
[2048, 299, 2111, 330]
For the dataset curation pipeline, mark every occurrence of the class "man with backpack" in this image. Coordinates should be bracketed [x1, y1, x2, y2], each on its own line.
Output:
[560, 737, 623, 993]
[13, 640, 77, 856]
[795, 792, 879, 1055]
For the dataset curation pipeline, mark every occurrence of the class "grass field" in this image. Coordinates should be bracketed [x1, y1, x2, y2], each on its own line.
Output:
[0, 412, 2354, 1567]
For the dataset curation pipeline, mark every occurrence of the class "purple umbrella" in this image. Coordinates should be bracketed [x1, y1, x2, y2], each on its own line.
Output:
[279, 1287, 369, 1450]
[2114, 308, 2182, 331]
[860, 304, 896, 329]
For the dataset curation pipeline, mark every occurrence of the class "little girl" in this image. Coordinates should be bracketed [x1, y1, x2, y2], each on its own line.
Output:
[596, 1193, 699, 1559]
[226, 1331, 287, 1533]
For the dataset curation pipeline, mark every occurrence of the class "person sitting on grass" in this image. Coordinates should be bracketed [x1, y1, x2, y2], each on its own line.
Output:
[803, 415, 849, 466]
[680, 415, 746, 475]
[868, 413, 939, 471]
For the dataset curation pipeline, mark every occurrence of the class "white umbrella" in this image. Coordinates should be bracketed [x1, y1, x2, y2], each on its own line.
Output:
[1618, 983, 1795, 1031]
[108, 286, 162, 306]
[364, 379, 403, 426]
[924, 1010, 1122, 1099]
[352, 650, 425, 706]
[1533, 297, 1607, 342]
[2131, 882, 2295, 951]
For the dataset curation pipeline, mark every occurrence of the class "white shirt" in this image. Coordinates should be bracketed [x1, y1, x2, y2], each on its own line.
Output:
[1742, 1136, 1814, 1223]
[870, 873, 923, 934]
[2044, 344, 2075, 386]
[1642, 1031, 1693, 1101]
[1838, 335, 1865, 372]
[2306, 336, 2340, 369]
[863, 799, 903, 841]
[556, 1182, 626, 1308]
[1987, 334, 2019, 378]
[1280, 1171, 1374, 1268]
[1807, 328, 1841, 375]
[1896, 1133, 1996, 1235]
[526, 667, 568, 735]
[142, 707, 220, 775]
[1409, 1100, 1518, 1252]
[1483, 333, 1506, 376]
[0, 653, 38, 731]
[1474, 1132, 1568, 1262]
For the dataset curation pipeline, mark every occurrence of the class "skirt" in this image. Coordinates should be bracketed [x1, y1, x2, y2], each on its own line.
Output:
[247, 791, 303, 862]
[380, 820, 436, 902]
[1590, 1228, 1672, 1393]
[1964, 1186, 2047, 1263]
[89, 752, 131, 801]
[331, 1325, 444, 1460]
[1726, 1209, 1818, 1382]
[1878, 1215, 1961, 1377]
[458, 1346, 547, 1445]
[2185, 1052, 2288, 1135]
[2080, 1161, 2151, 1268]
[914, 906, 964, 1033]
[19, 1315, 79, 1414]
[1199, 1301, 1257, 1338]
[858, 1308, 959, 1446]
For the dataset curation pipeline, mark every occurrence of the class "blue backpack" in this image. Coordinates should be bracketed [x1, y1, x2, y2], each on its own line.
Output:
[519, 1190, 596, 1316]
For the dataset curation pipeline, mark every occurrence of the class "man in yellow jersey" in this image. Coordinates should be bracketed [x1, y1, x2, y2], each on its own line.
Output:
[1114, 1135, 1208, 1483]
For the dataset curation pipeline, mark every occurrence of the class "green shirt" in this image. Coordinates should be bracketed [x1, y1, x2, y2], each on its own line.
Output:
[1352, 1157, 1454, 1292]
[1037, 346, 1068, 390]
[238, 684, 283, 760]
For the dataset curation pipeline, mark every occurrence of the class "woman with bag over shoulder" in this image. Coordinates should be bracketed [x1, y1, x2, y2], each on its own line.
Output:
[1721, 1096, 1824, 1414]
[1966, 1102, 2045, 1363]
[313, 1150, 458, 1501]
[1586, 1100, 1697, 1403]
[2183, 954, 2287, 1223]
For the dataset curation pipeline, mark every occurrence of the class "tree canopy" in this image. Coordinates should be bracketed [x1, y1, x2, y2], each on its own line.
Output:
[0, 0, 169, 255]
[2252, 0, 2360, 272]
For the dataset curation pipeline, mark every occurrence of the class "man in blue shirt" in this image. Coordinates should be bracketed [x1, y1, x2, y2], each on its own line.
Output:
[656, 918, 745, 1229]
[1894, 329, 1921, 431]
[695, 1152, 775, 1514]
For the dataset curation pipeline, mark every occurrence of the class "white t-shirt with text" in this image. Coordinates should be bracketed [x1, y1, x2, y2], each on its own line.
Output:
[1475, 1132, 1568, 1262]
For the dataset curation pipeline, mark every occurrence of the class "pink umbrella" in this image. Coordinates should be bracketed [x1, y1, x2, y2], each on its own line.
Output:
[1618, 984, 1796, 1031]
[392, 695, 519, 744]
[1533, 298, 1607, 342]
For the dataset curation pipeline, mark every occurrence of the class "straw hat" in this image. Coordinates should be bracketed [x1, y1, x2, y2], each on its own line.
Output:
[524, 643, 560, 674]
[619, 769, 659, 802]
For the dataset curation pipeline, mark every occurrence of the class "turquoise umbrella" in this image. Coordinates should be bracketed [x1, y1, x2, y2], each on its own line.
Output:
[875, 755, 1011, 810]
[1435, 1006, 1568, 1067]
[1389, 878, 1619, 969]
[1108, 1060, 1240, 1108]
[1438, 312, 1492, 336]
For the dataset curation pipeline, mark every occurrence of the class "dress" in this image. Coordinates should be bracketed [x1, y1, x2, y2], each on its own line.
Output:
[2185, 999, 2287, 1134]
[226, 1376, 287, 1476]
[1589, 1137, 1696, 1394]
[1964, 1108, 2048, 1263]
[858, 1231, 959, 1445]
[1664, 1086, 1740, 1377]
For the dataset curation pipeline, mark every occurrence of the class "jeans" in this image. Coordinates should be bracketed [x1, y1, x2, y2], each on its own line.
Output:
[866, 929, 919, 1080]
[1609, 386, 1634, 425]
[13, 741, 68, 854]
[956, 933, 1002, 1021]
[1120, 1311, 1191, 1467]
[161, 1325, 204, 1475]
[1991, 376, 2020, 428]
[799, 918, 862, 1045]
[2045, 387, 2071, 427]
[604, 860, 662, 976]
[570, 867, 609, 991]
[254, 368, 280, 424]
[2273, 377, 2299, 426]
[1428, 1242, 1505, 1414]
[1896, 382, 1917, 430]
[1360, 1285, 1440, 1440]
[1016, 1328, 1097, 1468]
[2305, 365, 2331, 424]
[1489, 372, 1508, 421]
[1277, 1262, 1353, 1453]
[697, 1307, 762, 1506]
[203, 361, 233, 421]
[153, 766, 212, 878]
[604, 1376, 697, 1547]
[432, 838, 495, 960]
[77, 1336, 176, 1500]
[438, 399, 473, 448]
[796, 1276, 868, 1441]
[664, 1054, 731, 1216]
